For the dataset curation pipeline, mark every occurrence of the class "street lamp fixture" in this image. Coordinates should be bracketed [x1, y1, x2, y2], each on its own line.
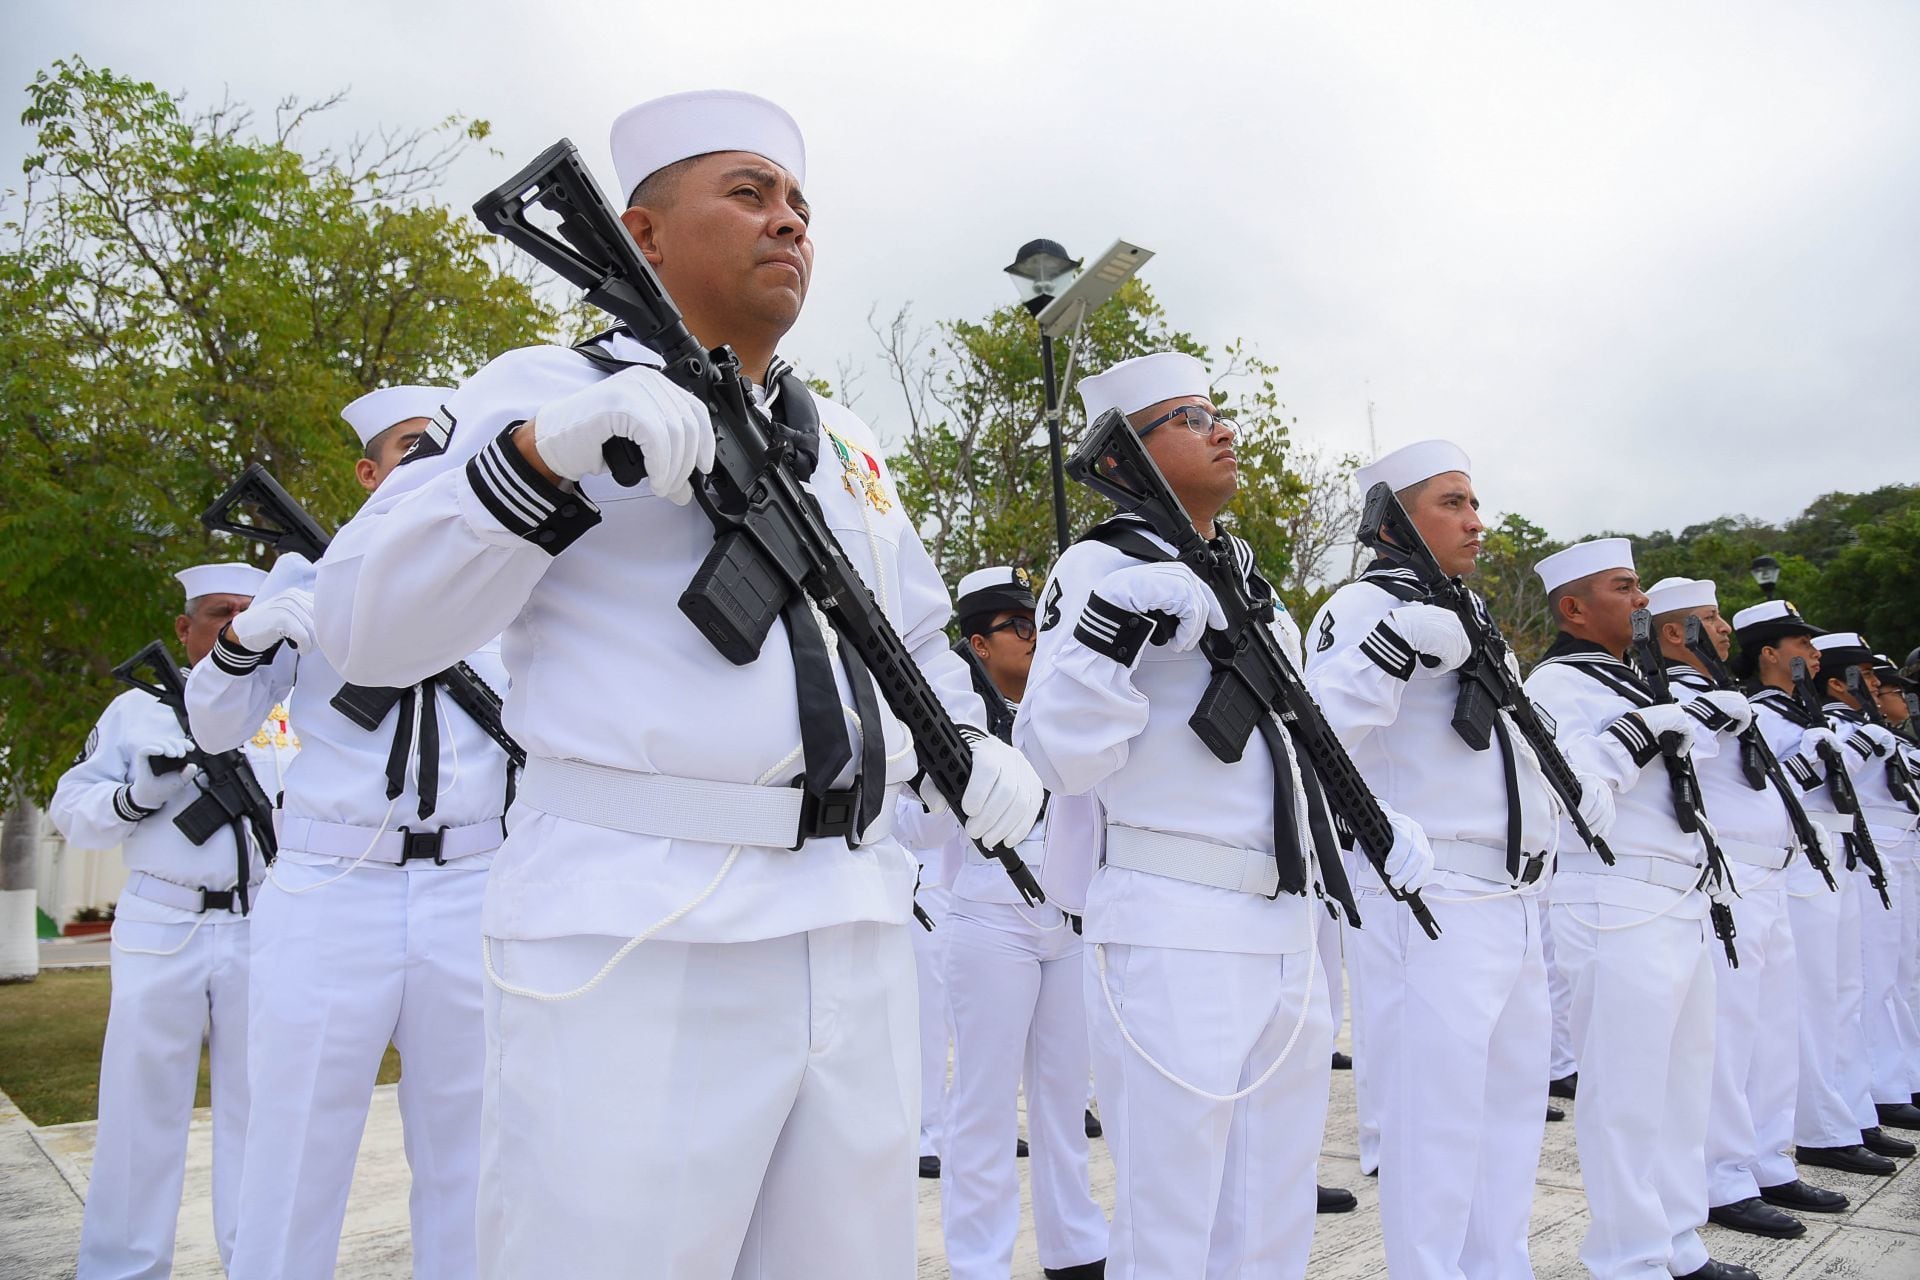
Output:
[1004, 238, 1156, 552]
[1750, 555, 1782, 599]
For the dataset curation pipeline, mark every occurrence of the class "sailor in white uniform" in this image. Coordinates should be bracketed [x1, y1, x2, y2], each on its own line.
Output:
[1306, 440, 1583, 1279]
[186, 386, 513, 1280]
[308, 91, 1043, 1278]
[1521, 539, 1752, 1280]
[932, 566, 1107, 1280]
[50, 562, 292, 1279]
[1639, 579, 1850, 1235]
[1738, 602, 1910, 1177]
[1017, 351, 1434, 1279]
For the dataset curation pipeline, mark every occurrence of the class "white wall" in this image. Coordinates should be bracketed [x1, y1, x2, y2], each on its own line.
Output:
[34, 813, 127, 927]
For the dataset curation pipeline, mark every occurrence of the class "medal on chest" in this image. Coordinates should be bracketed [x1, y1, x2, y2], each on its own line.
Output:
[823, 426, 894, 514]
[252, 703, 299, 751]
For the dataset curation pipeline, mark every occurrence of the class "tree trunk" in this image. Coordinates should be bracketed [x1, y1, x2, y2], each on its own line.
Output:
[0, 792, 42, 983]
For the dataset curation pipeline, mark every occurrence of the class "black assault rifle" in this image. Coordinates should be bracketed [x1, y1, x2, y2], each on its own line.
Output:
[1845, 667, 1920, 814]
[470, 139, 1042, 903]
[200, 465, 525, 773]
[1683, 617, 1836, 891]
[1627, 609, 1740, 966]
[1791, 657, 1892, 909]
[1065, 408, 1439, 939]
[954, 638, 1017, 743]
[1357, 482, 1614, 867]
[111, 640, 278, 914]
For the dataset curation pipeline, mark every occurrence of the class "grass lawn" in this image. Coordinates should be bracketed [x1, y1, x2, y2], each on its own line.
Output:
[0, 968, 402, 1127]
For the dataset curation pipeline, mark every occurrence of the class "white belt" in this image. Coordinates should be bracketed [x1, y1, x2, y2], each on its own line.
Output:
[518, 756, 896, 849]
[275, 815, 504, 866]
[1558, 849, 1706, 892]
[1718, 837, 1794, 871]
[1862, 806, 1920, 835]
[1430, 838, 1544, 885]
[124, 870, 259, 914]
[1104, 825, 1280, 897]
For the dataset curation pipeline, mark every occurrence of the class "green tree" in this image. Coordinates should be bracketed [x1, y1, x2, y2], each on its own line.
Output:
[1473, 514, 1563, 666]
[878, 281, 1308, 606]
[1804, 504, 1920, 660]
[0, 59, 557, 800]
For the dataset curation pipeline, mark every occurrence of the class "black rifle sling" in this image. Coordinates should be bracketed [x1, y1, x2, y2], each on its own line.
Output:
[1078, 518, 1331, 906]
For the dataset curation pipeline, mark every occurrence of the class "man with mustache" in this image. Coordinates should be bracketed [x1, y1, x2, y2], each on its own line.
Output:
[311, 90, 1043, 1277]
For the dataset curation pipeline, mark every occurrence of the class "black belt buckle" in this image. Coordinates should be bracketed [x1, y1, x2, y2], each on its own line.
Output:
[199, 887, 236, 913]
[398, 825, 449, 866]
[795, 783, 863, 848]
[1066, 912, 1084, 936]
[1519, 852, 1547, 885]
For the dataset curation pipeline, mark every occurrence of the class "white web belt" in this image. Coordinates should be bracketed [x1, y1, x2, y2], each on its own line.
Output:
[276, 815, 503, 865]
[1104, 824, 1280, 897]
[518, 756, 895, 849]
[1558, 848, 1707, 891]
[1716, 837, 1793, 871]
[123, 870, 259, 914]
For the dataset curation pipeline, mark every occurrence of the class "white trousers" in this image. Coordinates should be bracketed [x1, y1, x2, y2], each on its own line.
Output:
[1861, 846, 1920, 1103]
[913, 884, 953, 1158]
[1349, 886, 1548, 1280]
[1550, 901, 1715, 1280]
[480, 921, 918, 1279]
[1789, 871, 1869, 1146]
[941, 901, 1107, 1279]
[1086, 940, 1332, 1280]
[231, 863, 487, 1280]
[1538, 881, 1578, 1081]
[78, 917, 249, 1280]
[1704, 876, 1798, 1204]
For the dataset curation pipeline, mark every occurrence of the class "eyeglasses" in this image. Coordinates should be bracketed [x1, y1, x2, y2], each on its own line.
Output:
[1139, 404, 1238, 440]
[981, 616, 1036, 641]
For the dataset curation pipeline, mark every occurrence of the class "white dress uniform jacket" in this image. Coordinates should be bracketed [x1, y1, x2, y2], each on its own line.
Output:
[50, 683, 291, 1278]
[1523, 635, 1721, 1280]
[1018, 517, 1332, 1280]
[1306, 568, 1555, 1280]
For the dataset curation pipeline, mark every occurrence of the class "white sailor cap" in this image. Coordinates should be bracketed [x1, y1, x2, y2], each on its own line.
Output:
[1533, 538, 1634, 594]
[1644, 576, 1717, 615]
[1812, 632, 1874, 669]
[1729, 599, 1821, 637]
[1077, 352, 1211, 424]
[955, 566, 1038, 620]
[1354, 439, 1471, 497]
[175, 562, 266, 604]
[341, 385, 451, 447]
[611, 90, 806, 205]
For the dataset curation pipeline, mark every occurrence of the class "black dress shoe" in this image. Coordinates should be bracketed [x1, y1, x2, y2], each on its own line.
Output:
[1017, 1137, 1030, 1158]
[1043, 1262, 1106, 1279]
[1546, 1104, 1565, 1122]
[1084, 1108, 1103, 1139]
[918, 1155, 940, 1179]
[1317, 1184, 1357, 1214]
[1548, 1072, 1578, 1100]
[1862, 1126, 1917, 1158]
[1759, 1179, 1849, 1213]
[1708, 1196, 1806, 1238]
[1331, 1050, 1353, 1070]
[1876, 1101, 1920, 1130]
[1797, 1143, 1897, 1175]
[1673, 1261, 1760, 1280]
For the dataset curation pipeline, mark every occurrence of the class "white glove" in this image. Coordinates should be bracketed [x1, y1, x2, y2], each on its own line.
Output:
[129, 738, 199, 810]
[1386, 604, 1471, 674]
[1632, 704, 1698, 756]
[1574, 771, 1617, 840]
[532, 364, 717, 501]
[1697, 689, 1754, 735]
[230, 584, 316, 652]
[957, 733, 1046, 849]
[1798, 727, 1843, 759]
[1381, 810, 1439, 895]
[1092, 562, 1226, 653]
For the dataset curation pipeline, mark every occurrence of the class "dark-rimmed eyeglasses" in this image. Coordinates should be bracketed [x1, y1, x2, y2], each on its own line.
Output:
[1139, 404, 1238, 439]
[981, 616, 1037, 642]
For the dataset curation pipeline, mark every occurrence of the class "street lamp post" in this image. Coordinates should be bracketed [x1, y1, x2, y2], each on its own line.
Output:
[1750, 555, 1782, 599]
[1004, 239, 1154, 553]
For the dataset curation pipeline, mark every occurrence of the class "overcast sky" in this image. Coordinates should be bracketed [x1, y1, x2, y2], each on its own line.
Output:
[7, 0, 1916, 543]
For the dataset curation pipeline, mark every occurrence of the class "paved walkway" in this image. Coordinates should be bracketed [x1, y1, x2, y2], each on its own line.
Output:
[4, 1031, 1917, 1277]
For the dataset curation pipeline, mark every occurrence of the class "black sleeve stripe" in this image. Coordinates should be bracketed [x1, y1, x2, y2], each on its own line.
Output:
[113, 785, 158, 822]
[1607, 713, 1661, 767]
[1073, 592, 1156, 667]
[1845, 729, 1879, 760]
[1359, 620, 1416, 681]
[1685, 699, 1734, 732]
[1784, 756, 1820, 791]
[211, 631, 275, 676]
[465, 425, 603, 555]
